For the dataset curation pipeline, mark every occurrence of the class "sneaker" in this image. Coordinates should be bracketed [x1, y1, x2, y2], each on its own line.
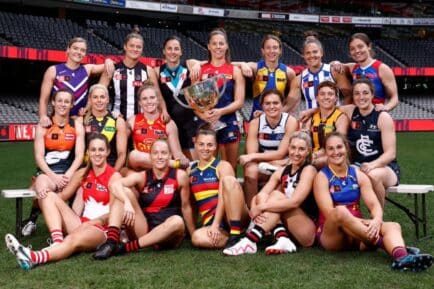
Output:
[225, 235, 241, 249]
[391, 253, 433, 272]
[223, 237, 257, 256]
[93, 241, 117, 260]
[258, 162, 278, 175]
[5, 234, 34, 270]
[406, 246, 421, 255]
[21, 220, 36, 237]
[265, 237, 297, 255]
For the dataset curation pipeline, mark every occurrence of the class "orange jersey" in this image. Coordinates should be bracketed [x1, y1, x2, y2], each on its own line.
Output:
[132, 114, 167, 153]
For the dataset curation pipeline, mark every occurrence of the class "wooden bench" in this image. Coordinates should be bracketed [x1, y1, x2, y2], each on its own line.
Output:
[1, 189, 36, 238]
[386, 184, 433, 240]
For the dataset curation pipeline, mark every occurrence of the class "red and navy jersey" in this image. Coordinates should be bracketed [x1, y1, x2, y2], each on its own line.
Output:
[139, 168, 181, 227]
[132, 114, 167, 153]
[352, 60, 386, 104]
[200, 63, 237, 126]
[81, 165, 115, 220]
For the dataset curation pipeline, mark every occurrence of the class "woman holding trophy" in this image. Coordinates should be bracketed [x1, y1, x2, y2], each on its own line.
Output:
[190, 28, 245, 170]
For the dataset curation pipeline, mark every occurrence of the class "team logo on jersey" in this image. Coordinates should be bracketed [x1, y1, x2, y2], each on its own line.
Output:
[356, 134, 378, 157]
[164, 184, 174, 194]
[351, 121, 361, 129]
[51, 133, 59, 140]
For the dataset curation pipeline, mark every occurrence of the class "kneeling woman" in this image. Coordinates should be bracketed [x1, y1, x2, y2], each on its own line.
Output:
[5, 133, 121, 270]
[93, 139, 194, 259]
[224, 131, 317, 256]
[314, 132, 432, 272]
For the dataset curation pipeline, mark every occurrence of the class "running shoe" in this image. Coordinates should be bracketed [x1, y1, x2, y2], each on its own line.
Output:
[258, 162, 278, 175]
[406, 246, 421, 255]
[5, 234, 34, 270]
[265, 237, 297, 255]
[93, 241, 117, 260]
[224, 235, 242, 249]
[391, 253, 433, 272]
[21, 220, 36, 237]
[223, 237, 257, 256]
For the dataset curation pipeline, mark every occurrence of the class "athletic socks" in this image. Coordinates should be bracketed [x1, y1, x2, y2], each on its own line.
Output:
[229, 220, 242, 236]
[272, 224, 289, 239]
[392, 246, 408, 261]
[118, 239, 140, 254]
[50, 229, 64, 244]
[246, 225, 265, 243]
[30, 250, 50, 265]
[106, 226, 121, 244]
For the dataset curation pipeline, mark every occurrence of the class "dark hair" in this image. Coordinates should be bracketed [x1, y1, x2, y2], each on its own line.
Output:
[67, 37, 87, 48]
[324, 131, 351, 163]
[50, 89, 74, 117]
[352, 77, 375, 95]
[303, 30, 319, 40]
[124, 28, 144, 46]
[261, 34, 282, 49]
[207, 28, 231, 63]
[259, 89, 284, 105]
[84, 132, 110, 175]
[349, 32, 375, 58]
[316, 80, 339, 97]
[195, 123, 217, 140]
[163, 35, 182, 50]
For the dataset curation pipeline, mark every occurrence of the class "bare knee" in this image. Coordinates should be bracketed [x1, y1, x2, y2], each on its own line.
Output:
[191, 230, 207, 248]
[166, 215, 185, 235]
[330, 206, 351, 224]
[244, 163, 259, 180]
[382, 221, 401, 235]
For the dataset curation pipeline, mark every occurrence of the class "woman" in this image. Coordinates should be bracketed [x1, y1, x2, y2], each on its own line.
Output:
[155, 36, 201, 160]
[193, 28, 245, 170]
[93, 139, 193, 260]
[6, 133, 121, 270]
[224, 131, 317, 256]
[83, 84, 127, 171]
[127, 82, 189, 170]
[287, 31, 352, 114]
[314, 132, 432, 272]
[334, 33, 399, 112]
[189, 126, 249, 251]
[305, 81, 349, 168]
[235, 34, 296, 119]
[99, 29, 169, 121]
[239, 89, 298, 205]
[22, 89, 85, 236]
[338, 78, 399, 208]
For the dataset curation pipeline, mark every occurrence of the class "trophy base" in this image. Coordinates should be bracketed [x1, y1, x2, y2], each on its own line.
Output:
[212, 121, 227, 131]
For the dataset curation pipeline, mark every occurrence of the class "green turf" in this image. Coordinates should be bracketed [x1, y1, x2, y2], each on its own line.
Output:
[0, 133, 433, 289]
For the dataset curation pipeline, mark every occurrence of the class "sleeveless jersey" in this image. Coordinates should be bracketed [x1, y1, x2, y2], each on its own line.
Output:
[300, 63, 335, 109]
[81, 164, 115, 220]
[200, 63, 237, 126]
[281, 163, 318, 219]
[53, 63, 89, 116]
[352, 60, 386, 104]
[258, 112, 289, 152]
[189, 158, 220, 226]
[43, 119, 76, 173]
[111, 61, 149, 119]
[132, 114, 167, 153]
[139, 168, 181, 227]
[310, 108, 343, 152]
[84, 113, 117, 166]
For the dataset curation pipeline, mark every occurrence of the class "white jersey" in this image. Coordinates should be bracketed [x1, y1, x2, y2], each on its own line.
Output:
[258, 112, 289, 152]
[300, 63, 335, 109]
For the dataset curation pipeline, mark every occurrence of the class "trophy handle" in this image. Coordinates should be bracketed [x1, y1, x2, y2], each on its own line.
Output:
[172, 91, 192, 109]
[215, 74, 227, 98]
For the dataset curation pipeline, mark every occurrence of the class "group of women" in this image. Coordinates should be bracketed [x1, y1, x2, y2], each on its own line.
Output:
[4, 28, 432, 273]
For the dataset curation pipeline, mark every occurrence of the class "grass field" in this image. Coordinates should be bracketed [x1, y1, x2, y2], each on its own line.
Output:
[0, 132, 433, 289]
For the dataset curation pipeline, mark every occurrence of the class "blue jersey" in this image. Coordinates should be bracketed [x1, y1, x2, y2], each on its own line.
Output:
[322, 165, 360, 206]
[352, 60, 386, 104]
[300, 63, 335, 109]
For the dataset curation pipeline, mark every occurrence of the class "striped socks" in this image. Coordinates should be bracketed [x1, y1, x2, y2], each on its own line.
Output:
[246, 225, 265, 243]
[50, 229, 64, 244]
[229, 220, 242, 236]
[30, 250, 50, 265]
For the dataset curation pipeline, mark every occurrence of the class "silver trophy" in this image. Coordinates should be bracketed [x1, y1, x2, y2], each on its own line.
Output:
[174, 74, 227, 130]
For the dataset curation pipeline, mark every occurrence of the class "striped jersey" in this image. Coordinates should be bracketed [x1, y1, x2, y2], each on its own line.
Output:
[110, 61, 149, 119]
[53, 63, 89, 116]
[300, 63, 335, 109]
[310, 108, 343, 152]
[258, 112, 289, 152]
[352, 60, 386, 104]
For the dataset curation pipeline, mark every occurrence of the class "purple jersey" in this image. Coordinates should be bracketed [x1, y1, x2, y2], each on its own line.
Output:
[53, 63, 89, 116]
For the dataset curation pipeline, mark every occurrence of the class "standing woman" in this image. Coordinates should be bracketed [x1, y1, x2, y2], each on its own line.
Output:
[6, 133, 121, 270]
[195, 28, 245, 170]
[338, 78, 399, 208]
[83, 84, 127, 171]
[155, 36, 200, 160]
[22, 89, 85, 236]
[286, 31, 352, 114]
[99, 29, 169, 121]
[235, 34, 295, 119]
[314, 132, 432, 272]
[239, 89, 298, 205]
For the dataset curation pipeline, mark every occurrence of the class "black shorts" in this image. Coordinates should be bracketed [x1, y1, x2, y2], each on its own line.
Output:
[388, 160, 400, 185]
[144, 209, 181, 230]
[175, 116, 201, 150]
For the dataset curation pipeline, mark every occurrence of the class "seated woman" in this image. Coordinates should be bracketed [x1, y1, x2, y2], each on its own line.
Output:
[314, 132, 432, 272]
[239, 89, 298, 205]
[83, 84, 127, 171]
[127, 82, 189, 170]
[5, 133, 121, 270]
[224, 131, 317, 256]
[338, 78, 399, 208]
[189, 126, 249, 251]
[93, 139, 193, 260]
[305, 80, 349, 168]
[22, 89, 85, 236]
